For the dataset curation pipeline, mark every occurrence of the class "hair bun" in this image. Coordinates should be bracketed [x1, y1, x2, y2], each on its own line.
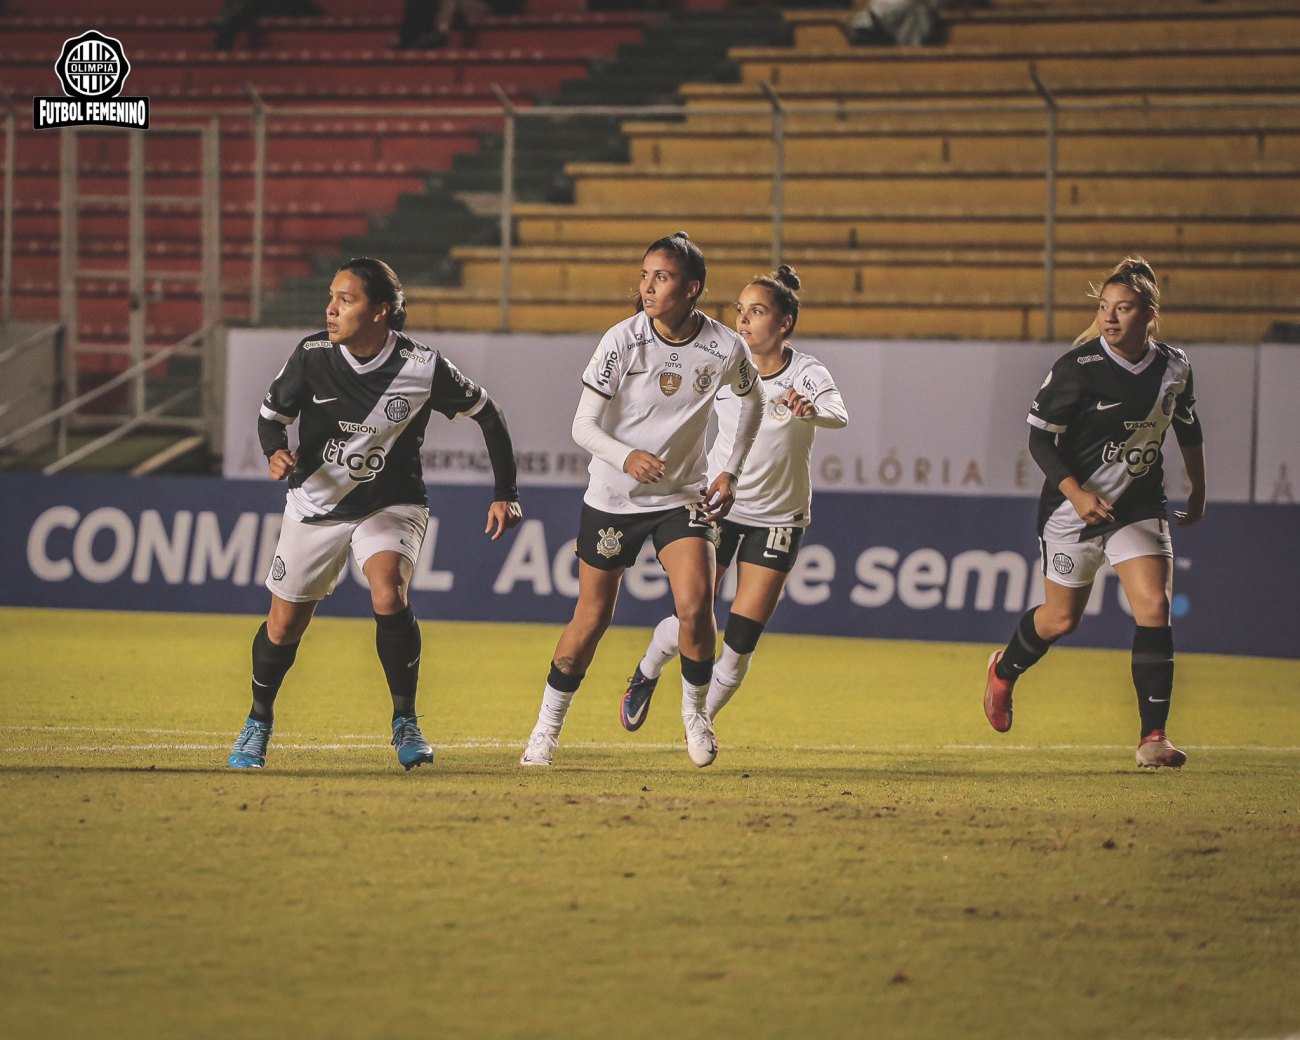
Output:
[1119, 256, 1156, 282]
[775, 264, 801, 291]
[671, 230, 690, 241]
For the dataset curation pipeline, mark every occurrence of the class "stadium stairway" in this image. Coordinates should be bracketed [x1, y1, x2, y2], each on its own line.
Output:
[259, 4, 798, 326]
[0, 0, 667, 467]
[405, 0, 1300, 342]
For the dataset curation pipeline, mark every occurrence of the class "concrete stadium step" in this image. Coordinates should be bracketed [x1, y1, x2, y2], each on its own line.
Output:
[723, 49, 1300, 96]
[446, 246, 1300, 304]
[784, 7, 1300, 52]
[405, 289, 1296, 343]
[510, 206, 1300, 253]
[623, 127, 1300, 175]
[562, 167, 1300, 217]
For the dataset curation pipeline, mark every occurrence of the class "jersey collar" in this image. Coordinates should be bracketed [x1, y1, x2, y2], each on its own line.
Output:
[339, 329, 397, 373]
[1100, 336, 1156, 374]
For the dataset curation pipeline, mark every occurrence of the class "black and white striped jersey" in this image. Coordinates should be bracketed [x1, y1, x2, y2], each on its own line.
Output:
[258, 329, 484, 521]
[1028, 337, 1198, 542]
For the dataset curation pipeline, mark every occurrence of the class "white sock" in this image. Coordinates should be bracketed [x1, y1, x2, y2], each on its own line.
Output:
[639, 615, 680, 680]
[536, 682, 575, 733]
[706, 644, 753, 719]
[681, 676, 709, 717]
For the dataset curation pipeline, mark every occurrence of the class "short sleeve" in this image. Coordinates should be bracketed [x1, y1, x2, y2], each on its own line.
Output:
[581, 328, 627, 400]
[428, 353, 484, 420]
[1173, 362, 1197, 424]
[259, 339, 308, 425]
[1027, 356, 1082, 434]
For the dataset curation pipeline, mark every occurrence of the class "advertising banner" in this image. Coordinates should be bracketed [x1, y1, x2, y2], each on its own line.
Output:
[4, 473, 1295, 658]
[224, 331, 1258, 501]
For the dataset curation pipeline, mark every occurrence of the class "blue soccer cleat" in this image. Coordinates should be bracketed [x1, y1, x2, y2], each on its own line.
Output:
[391, 715, 434, 770]
[227, 716, 273, 769]
[620, 666, 659, 732]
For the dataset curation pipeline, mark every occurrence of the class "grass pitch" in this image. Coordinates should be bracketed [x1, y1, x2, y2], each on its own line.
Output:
[1, 607, 1298, 1040]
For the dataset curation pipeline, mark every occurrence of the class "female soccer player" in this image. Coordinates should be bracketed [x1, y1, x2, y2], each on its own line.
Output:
[620, 266, 848, 732]
[226, 257, 523, 771]
[519, 232, 765, 768]
[982, 256, 1206, 768]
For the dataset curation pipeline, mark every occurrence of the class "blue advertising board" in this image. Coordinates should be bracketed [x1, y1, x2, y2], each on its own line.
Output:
[1, 473, 1296, 658]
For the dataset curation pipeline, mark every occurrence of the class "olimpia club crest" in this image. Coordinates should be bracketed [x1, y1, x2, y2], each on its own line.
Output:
[33, 30, 150, 130]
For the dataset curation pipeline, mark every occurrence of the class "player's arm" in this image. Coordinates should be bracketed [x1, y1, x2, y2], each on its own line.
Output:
[1028, 426, 1113, 525]
[571, 386, 662, 483]
[467, 393, 523, 540]
[785, 370, 848, 428]
[704, 357, 765, 521]
[1171, 375, 1206, 525]
[257, 344, 307, 480]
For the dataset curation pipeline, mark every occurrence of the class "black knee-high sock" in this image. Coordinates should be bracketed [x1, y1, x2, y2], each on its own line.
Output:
[1132, 625, 1174, 738]
[376, 607, 421, 719]
[995, 608, 1055, 681]
[250, 622, 299, 722]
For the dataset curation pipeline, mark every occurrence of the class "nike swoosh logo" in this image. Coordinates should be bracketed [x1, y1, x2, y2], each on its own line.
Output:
[1096, 401, 1121, 410]
[625, 700, 649, 727]
[1147, 697, 1170, 703]
[407, 656, 421, 669]
[252, 678, 273, 688]
[313, 395, 338, 404]
[762, 550, 780, 558]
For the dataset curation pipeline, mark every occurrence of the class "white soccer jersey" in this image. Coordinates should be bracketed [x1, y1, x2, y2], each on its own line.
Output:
[709, 348, 845, 527]
[580, 310, 758, 513]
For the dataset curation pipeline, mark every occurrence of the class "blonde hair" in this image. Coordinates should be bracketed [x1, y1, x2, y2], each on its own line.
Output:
[1071, 256, 1160, 347]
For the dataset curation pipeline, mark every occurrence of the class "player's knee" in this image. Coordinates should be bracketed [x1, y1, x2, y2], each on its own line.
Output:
[267, 615, 310, 644]
[369, 584, 409, 616]
[723, 613, 765, 656]
[675, 599, 714, 640]
[1036, 609, 1079, 641]
[1128, 594, 1171, 627]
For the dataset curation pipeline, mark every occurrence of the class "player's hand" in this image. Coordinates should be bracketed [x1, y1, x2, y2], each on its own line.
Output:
[624, 449, 666, 484]
[1068, 489, 1114, 525]
[1173, 489, 1205, 527]
[485, 500, 523, 541]
[782, 388, 815, 418]
[701, 472, 737, 522]
[267, 449, 297, 480]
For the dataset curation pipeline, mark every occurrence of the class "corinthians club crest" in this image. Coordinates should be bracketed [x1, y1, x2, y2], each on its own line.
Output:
[596, 527, 624, 559]
[691, 366, 717, 394]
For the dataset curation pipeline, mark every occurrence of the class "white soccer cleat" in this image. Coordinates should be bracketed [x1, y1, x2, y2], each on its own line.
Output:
[1135, 730, 1187, 769]
[683, 711, 718, 768]
[520, 727, 559, 766]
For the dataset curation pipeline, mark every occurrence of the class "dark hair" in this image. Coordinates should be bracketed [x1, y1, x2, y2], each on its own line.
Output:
[1072, 255, 1160, 346]
[746, 264, 802, 337]
[337, 256, 407, 331]
[641, 230, 707, 306]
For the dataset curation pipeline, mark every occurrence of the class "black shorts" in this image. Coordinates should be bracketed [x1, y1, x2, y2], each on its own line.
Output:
[716, 519, 804, 574]
[576, 502, 719, 571]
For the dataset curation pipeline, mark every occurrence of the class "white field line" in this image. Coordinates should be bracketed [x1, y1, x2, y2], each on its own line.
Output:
[0, 725, 1297, 755]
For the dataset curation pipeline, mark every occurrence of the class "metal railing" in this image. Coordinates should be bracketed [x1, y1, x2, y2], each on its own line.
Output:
[4, 82, 1298, 355]
[0, 323, 216, 473]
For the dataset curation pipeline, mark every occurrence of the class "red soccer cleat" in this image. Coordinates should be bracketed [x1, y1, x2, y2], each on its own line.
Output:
[1136, 730, 1187, 769]
[983, 650, 1015, 733]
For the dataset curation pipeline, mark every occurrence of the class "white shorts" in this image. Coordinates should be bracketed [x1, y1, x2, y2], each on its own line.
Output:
[265, 503, 428, 603]
[1040, 517, 1172, 588]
